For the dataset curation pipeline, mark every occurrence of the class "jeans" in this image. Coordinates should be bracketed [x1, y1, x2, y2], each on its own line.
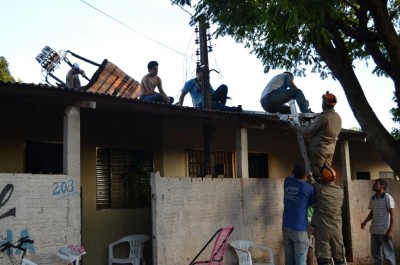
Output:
[141, 94, 174, 104]
[371, 234, 396, 265]
[261, 89, 310, 114]
[212, 84, 228, 105]
[283, 226, 309, 265]
[199, 85, 240, 112]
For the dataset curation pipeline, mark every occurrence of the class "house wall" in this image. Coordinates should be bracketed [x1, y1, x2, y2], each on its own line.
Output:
[348, 141, 395, 179]
[0, 102, 64, 173]
[0, 173, 80, 265]
[1, 100, 397, 265]
[151, 173, 400, 265]
[80, 109, 159, 265]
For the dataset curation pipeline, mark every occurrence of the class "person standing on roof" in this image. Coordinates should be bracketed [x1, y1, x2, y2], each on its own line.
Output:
[282, 163, 315, 265]
[140, 61, 174, 104]
[66, 63, 87, 90]
[260, 72, 313, 114]
[361, 178, 396, 265]
[291, 92, 342, 181]
[310, 164, 346, 265]
[178, 67, 242, 112]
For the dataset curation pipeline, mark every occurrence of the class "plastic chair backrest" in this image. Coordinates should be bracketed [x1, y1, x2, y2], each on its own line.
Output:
[230, 240, 275, 265]
[189, 226, 234, 265]
[109, 234, 150, 265]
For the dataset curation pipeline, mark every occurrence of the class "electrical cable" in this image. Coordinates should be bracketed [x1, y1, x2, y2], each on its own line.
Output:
[80, 0, 195, 61]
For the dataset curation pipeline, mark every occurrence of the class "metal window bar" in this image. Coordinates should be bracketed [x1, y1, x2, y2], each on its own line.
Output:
[96, 148, 153, 210]
[187, 150, 234, 178]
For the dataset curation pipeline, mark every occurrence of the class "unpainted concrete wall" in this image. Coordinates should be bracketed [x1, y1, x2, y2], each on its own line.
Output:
[348, 180, 400, 264]
[0, 173, 80, 265]
[151, 173, 285, 265]
[151, 173, 400, 265]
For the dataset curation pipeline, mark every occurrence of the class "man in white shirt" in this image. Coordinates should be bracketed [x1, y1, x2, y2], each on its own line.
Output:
[361, 179, 396, 265]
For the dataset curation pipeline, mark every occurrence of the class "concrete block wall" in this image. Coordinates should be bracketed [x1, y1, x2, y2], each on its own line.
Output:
[151, 174, 400, 265]
[348, 180, 400, 264]
[151, 173, 285, 265]
[0, 173, 81, 265]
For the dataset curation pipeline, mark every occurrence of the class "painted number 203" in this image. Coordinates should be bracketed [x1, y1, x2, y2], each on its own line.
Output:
[53, 179, 74, 195]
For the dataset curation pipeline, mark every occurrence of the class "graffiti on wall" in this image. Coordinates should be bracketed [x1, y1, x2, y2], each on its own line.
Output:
[52, 179, 77, 199]
[0, 229, 35, 255]
[0, 184, 15, 220]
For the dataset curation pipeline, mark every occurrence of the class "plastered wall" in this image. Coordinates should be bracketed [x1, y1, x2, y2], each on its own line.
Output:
[0, 173, 80, 265]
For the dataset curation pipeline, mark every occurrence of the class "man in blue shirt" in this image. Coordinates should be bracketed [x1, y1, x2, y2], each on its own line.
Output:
[283, 164, 315, 265]
[260, 72, 312, 114]
[178, 68, 242, 112]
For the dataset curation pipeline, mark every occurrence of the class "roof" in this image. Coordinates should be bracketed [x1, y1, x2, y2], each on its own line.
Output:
[0, 80, 366, 141]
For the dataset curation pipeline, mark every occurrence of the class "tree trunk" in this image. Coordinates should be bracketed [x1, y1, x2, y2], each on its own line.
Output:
[314, 22, 400, 177]
[363, 0, 400, 109]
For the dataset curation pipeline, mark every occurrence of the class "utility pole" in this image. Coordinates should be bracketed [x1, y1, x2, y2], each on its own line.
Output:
[198, 15, 212, 110]
[198, 14, 212, 177]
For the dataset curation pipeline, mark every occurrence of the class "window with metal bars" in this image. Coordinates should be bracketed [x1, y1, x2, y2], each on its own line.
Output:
[187, 150, 234, 178]
[96, 148, 153, 210]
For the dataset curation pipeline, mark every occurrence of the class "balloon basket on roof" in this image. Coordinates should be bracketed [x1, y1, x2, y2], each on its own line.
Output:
[35, 46, 141, 98]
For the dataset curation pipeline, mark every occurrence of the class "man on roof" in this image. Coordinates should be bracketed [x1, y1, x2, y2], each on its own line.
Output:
[66, 63, 88, 90]
[260, 72, 313, 114]
[139, 61, 174, 104]
[178, 67, 242, 112]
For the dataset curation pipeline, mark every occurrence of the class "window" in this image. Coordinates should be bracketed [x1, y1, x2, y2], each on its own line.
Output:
[24, 141, 63, 174]
[248, 153, 269, 178]
[379, 171, 396, 180]
[355, 171, 370, 180]
[187, 150, 234, 178]
[96, 148, 153, 210]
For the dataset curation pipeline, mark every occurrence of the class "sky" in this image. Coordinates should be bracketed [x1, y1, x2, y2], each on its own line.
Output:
[1, 0, 397, 131]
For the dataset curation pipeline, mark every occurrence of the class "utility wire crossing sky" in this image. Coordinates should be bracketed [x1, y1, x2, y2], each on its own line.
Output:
[1, 0, 397, 131]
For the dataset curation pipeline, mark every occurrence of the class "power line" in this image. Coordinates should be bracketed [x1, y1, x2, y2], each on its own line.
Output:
[80, 0, 195, 60]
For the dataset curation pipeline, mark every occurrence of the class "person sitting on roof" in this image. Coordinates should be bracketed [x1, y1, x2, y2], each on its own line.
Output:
[260, 72, 313, 114]
[139, 61, 174, 104]
[66, 63, 87, 90]
[178, 67, 242, 112]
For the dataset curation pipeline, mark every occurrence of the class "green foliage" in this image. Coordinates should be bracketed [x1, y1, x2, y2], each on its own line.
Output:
[173, 0, 400, 138]
[391, 96, 400, 140]
[172, 0, 400, 78]
[0, 56, 15, 82]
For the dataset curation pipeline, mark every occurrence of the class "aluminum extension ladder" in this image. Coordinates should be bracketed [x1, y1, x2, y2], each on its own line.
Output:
[287, 99, 316, 173]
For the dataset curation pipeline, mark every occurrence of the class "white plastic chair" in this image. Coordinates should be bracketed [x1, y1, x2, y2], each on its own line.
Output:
[57, 245, 86, 265]
[230, 240, 275, 265]
[108, 234, 150, 265]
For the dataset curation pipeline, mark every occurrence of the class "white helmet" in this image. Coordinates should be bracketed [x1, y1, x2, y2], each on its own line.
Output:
[72, 63, 80, 70]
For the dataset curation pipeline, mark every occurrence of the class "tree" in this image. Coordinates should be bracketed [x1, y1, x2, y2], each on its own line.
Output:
[0, 56, 15, 82]
[391, 97, 400, 140]
[172, 0, 400, 176]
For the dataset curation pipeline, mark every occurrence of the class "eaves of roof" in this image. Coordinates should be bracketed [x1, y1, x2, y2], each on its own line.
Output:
[0, 81, 366, 140]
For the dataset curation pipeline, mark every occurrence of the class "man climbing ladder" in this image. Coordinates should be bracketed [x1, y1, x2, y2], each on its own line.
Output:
[290, 92, 342, 180]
